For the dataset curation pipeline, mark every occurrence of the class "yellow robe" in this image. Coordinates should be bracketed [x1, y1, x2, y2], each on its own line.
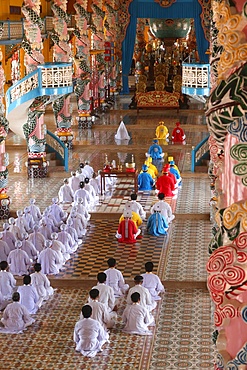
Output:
[119, 211, 142, 227]
[155, 124, 169, 140]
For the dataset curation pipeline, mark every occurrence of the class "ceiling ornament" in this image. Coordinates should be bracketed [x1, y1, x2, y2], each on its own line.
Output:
[154, 0, 176, 8]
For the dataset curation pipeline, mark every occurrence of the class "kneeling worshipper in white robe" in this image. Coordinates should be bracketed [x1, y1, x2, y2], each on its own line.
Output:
[150, 192, 175, 224]
[38, 218, 52, 241]
[68, 171, 81, 194]
[37, 240, 60, 275]
[74, 304, 109, 358]
[84, 177, 98, 207]
[23, 206, 35, 233]
[31, 263, 54, 304]
[91, 272, 116, 313]
[122, 292, 153, 336]
[49, 197, 67, 224]
[124, 193, 146, 221]
[104, 257, 129, 298]
[67, 210, 87, 238]
[8, 217, 21, 240]
[21, 233, 39, 262]
[50, 232, 68, 267]
[29, 198, 42, 223]
[7, 241, 31, 276]
[0, 290, 9, 311]
[58, 178, 74, 204]
[58, 223, 76, 254]
[17, 275, 40, 314]
[71, 197, 90, 222]
[141, 261, 165, 301]
[2, 222, 16, 252]
[127, 275, 156, 326]
[83, 289, 116, 331]
[0, 292, 35, 333]
[29, 224, 46, 253]
[0, 231, 11, 261]
[0, 261, 16, 300]
[15, 210, 29, 236]
[65, 218, 81, 247]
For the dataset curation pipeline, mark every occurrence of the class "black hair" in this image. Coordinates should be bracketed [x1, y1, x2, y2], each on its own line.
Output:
[97, 272, 107, 283]
[81, 304, 92, 318]
[145, 261, 154, 272]
[130, 193, 137, 201]
[79, 182, 85, 189]
[89, 289, 99, 300]
[134, 275, 143, 283]
[23, 275, 31, 285]
[0, 261, 8, 270]
[12, 292, 20, 302]
[131, 292, 140, 303]
[107, 258, 116, 267]
[84, 178, 89, 184]
[34, 263, 42, 272]
[158, 193, 165, 200]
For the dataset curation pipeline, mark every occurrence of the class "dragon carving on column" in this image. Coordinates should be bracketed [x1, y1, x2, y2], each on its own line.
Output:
[51, 0, 73, 146]
[21, 0, 49, 177]
[206, 1, 247, 368]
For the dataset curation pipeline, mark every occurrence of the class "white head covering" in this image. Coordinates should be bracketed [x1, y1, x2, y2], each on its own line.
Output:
[67, 218, 73, 226]
[60, 223, 66, 231]
[45, 240, 51, 248]
[33, 224, 39, 231]
[9, 217, 15, 225]
[52, 197, 58, 204]
[123, 210, 132, 218]
[24, 207, 30, 214]
[15, 240, 22, 248]
[51, 232, 58, 240]
[30, 198, 36, 204]
[17, 210, 23, 217]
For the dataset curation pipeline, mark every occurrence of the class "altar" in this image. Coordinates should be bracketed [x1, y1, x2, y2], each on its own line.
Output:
[100, 170, 139, 195]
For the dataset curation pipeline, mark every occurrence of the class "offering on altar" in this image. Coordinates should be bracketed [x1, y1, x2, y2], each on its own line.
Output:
[125, 155, 136, 172]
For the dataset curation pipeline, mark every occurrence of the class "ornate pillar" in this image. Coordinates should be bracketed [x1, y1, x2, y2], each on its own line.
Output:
[73, 0, 92, 128]
[51, 0, 73, 147]
[0, 43, 10, 218]
[22, 0, 49, 178]
[206, 1, 247, 368]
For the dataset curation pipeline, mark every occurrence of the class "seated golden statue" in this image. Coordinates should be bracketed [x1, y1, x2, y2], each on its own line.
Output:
[155, 81, 165, 91]
[136, 81, 146, 93]
[155, 74, 166, 84]
[138, 74, 147, 84]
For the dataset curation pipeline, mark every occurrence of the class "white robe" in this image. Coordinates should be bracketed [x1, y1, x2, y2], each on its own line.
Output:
[74, 317, 108, 357]
[89, 178, 101, 196]
[74, 189, 91, 209]
[91, 283, 115, 312]
[151, 200, 175, 224]
[21, 240, 38, 261]
[57, 231, 75, 254]
[68, 176, 81, 194]
[49, 204, 66, 224]
[0, 240, 11, 261]
[122, 303, 153, 335]
[0, 270, 16, 299]
[124, 200, 146, 220]
[1, 301, 35, 333]
[7, 249, 31, 276]
[29, 204, 42, 223]
[104, 268, 129, 298]
[15, 216, 29, 236]
[17, 285, 39, 314]
[58, 184, 74, 204]
[82, 300, 116, 330]
[37, 248, 60, 275]
[84, 164, 94, 178]
[30, 271, 54, 301]
[2, 230, 16, 251]
[141, 273, 165, 301]
[29, 231, 46, 253]
[127, 285, 157, 312]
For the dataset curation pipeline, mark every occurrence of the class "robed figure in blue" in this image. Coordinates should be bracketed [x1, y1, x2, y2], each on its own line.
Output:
[147, 212, 168, 236]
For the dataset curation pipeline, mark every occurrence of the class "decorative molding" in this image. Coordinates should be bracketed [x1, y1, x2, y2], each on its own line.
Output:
[154, 0, 176, 8]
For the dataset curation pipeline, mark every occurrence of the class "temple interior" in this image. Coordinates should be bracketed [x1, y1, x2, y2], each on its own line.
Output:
[0, 0, 247, 369]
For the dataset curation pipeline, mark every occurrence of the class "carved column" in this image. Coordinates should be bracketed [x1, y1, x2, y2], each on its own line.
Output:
[51, 0, 73, 146]
[0, 41, 10, 218]
[73, 0, 92, 128]
[22, 0, 49, 178]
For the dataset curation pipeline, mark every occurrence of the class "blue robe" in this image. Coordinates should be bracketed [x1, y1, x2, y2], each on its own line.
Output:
[147, 144, 163, 160]
[147, 212, 168, 236]
[138, 172, 154, 191]
[170, 167, 180, 181]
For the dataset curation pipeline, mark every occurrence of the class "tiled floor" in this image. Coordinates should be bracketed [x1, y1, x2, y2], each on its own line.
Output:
[0, 95, 216, 369]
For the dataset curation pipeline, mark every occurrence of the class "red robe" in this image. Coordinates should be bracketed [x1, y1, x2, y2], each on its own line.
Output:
[156, 174, 175, 197]
[117, 219, 138, 243]
[172, 126, 185, 143]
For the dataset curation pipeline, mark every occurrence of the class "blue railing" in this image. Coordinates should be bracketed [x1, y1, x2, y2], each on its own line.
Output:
[191, 135, 210, 172]
[46, 130, 69, 172]
[6, 62, 73, 115]
[182, 62, 210, 96]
